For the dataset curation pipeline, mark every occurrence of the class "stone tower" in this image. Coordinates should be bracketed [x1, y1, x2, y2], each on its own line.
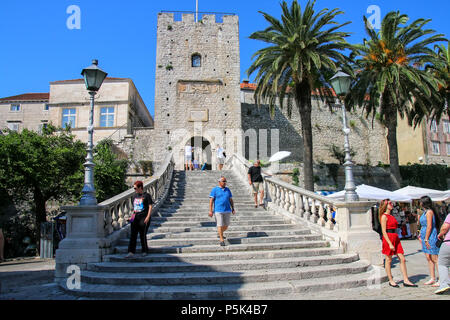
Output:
[153, 12, 241, 170]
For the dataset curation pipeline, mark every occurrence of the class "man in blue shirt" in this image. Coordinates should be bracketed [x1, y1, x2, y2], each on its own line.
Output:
[209, 176, 235, 246]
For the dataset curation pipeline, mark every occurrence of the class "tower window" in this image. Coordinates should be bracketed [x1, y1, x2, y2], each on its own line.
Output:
[192, 54, 201, 67]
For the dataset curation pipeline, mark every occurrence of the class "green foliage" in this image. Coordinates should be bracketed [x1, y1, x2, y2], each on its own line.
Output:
[2, 210, 37, 258]
[0, 126, 86, 207]
[138, 160, 153, 176]
[247, 0, 352, 191]
[93, 139, 129, 203]
[326, 163, 340, 186]
[399, 164, 448, 190]
[292, 168, 300, 186]
[249, 160, 270, 167]
[0, 129, 130, 256]
[327, 144, 356, 165]
[345, 10, 446, 186]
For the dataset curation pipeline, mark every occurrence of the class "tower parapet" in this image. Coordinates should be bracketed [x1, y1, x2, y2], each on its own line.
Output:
[158, 11, 237, 24]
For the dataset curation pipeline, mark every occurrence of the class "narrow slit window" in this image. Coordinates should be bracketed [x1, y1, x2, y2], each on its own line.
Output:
[192, 54, 201, 67]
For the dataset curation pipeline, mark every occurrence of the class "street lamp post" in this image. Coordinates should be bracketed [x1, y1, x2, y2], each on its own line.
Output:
[79, 59, 108, 206]
[330, 71, 359, 202]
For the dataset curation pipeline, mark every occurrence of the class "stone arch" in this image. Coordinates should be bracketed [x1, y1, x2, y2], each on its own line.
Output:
[179, 134, 215, 170]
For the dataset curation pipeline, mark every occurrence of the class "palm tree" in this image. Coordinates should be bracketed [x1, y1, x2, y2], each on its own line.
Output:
[408, 42, 449, 129]
[247, 0, 352, 191]
[429, 41, 449, 122]
[345, 11, 446, 188]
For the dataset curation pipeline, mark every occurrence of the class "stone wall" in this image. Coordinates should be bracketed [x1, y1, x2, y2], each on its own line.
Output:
[240, 89, 390, 166]
[0, 101, 49, 132]
[152, 12, 242, 169]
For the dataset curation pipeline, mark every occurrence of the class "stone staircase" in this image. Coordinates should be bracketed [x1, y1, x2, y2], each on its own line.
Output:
[61, 170, 384, 299]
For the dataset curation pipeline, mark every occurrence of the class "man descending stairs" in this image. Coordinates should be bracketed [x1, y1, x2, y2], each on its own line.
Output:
[60, 170, 384, 299]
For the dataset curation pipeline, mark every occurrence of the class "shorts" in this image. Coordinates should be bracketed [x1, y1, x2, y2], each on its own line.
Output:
[218, 157, 225, 164]
[185, 154, 192, 161]
[214, 212, 231, 227]
[251, 182, 264, 194]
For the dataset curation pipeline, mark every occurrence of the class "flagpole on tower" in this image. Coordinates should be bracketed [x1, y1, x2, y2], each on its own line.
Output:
[196, 0, 198, 22]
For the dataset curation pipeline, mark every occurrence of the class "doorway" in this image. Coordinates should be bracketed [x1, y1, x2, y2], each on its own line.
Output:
[186, 136, 212, 170]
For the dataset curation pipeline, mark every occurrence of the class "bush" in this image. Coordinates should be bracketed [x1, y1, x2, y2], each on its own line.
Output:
[292, 168, 300, 186]
[399, 164, 448, 190]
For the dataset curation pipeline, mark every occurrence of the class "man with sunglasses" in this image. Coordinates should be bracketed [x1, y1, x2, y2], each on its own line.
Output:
[126, 181, 153, 258]
[209, 177, 235, 246]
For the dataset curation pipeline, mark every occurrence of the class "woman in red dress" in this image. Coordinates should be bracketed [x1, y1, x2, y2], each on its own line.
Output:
[379, 199, 418, 288]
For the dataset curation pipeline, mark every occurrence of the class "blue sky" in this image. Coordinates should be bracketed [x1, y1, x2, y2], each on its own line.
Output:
[1, 0, 448, 116]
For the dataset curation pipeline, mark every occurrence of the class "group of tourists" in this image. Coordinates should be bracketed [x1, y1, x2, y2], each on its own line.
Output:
[184, 144, 226, 171]
[379, 196, 450, 294]
[124, 159, 450, 296]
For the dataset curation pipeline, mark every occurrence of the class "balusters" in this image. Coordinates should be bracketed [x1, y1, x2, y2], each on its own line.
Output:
[279, 187, 285, 209]
[296, 193, 304, 217]
[284, 188, 290, 211]
[304, 196, 311, 220]
[104, 208, 113, 235]
[309, 198, 318, 223]
[111, 206, 119, 231]
[288, 190, 295, 213]
[317, 202, 326, 226]
[117, 202, 125, 228]
[275, 185, 281, 207]
[325, 204, 335, 230]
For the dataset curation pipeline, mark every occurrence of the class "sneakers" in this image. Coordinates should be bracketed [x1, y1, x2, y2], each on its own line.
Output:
[434, 286, 450, 295]
[125, 252, 134, 258]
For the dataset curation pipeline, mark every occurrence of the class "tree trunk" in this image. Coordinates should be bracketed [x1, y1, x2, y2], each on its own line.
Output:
[296, 82, 315, 191]
[33, 187, 47, 255]
[383, 98, 402, 190]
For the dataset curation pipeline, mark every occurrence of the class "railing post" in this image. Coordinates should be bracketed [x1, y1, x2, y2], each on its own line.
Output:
[317, 202, 326, 227]
[336, 201, 382, 265]
[55, 205, 110, 281]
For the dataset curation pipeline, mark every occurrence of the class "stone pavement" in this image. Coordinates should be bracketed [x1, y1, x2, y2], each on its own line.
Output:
[0, 239, 449, 300]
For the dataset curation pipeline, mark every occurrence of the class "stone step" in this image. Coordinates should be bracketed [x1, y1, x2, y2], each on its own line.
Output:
[118, 234, 323, 247]
[59, 266, 386, 299]
[148, 219, 289, 228]
[147, 223, 307, 233]
[159, 205, 260, 211]
[88, 253, 359, 274]
[105, 247, 342, 263]
[60, 266, 385, 299]
[150, 215, 284, 222]
[153, 210, 275, 217]
[78, 260, 369, 286]
[113, 240, 330, 254]
[146, 229, 311, 239]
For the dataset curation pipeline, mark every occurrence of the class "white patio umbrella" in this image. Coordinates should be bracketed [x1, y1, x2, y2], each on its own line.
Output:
[269, 151, 291, 162]
[393, 186, 450, 202]
[326, 184, 412, 202]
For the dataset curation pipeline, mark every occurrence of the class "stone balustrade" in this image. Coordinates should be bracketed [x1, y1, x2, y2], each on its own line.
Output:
[225, 153, 382, 266]
[100, 152, 175, 237]
[55, 152, 175, 281]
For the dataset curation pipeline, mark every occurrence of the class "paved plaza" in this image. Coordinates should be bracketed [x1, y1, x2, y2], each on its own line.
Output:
[0, 239, 448, 300]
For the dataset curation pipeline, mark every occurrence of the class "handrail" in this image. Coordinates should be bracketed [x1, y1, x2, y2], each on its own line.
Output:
[226, 153, 339, 233]
[99, 152, 175, 236]
[105, 123, 129, 142]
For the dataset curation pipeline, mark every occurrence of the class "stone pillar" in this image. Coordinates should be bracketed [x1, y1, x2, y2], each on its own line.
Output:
[55, 205, 111, 281]
[336, 201, 383, 266]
